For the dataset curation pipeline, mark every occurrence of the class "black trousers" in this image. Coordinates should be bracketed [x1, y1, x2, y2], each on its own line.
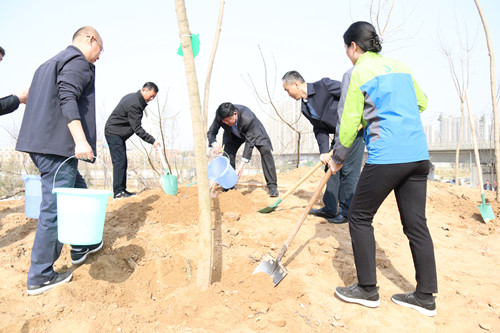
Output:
[224, 137, 277, 188]
[348, 160, 438, 294]
[105, 133, 128, 194]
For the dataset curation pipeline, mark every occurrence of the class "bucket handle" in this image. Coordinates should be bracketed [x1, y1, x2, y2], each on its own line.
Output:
[52, 155, 95, 191]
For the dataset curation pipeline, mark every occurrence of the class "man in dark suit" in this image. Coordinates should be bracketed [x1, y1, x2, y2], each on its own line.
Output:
[16, 26, 104, 295]
[282, 71, 365, 223]
[207, 102, 279, 197]
[104, 82, 160, 199]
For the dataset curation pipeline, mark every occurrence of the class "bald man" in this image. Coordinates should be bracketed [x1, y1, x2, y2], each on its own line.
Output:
[16, 26, 104, 295]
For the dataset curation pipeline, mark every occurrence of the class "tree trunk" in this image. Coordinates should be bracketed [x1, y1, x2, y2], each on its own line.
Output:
[455, 103, 465, 185]
[465, 89, 485, 189]
[474, 0, 500, 201]
[202, 0, 225, 133]
[174, 0, 213, 290]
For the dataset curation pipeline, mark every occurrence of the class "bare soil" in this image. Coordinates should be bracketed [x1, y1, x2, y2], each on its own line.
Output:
[1, 167, 499, 332]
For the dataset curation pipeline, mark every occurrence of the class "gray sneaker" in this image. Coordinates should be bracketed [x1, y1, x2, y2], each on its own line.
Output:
[335, 283, 380, 308]
[392, 292, 437, 317]
[27, 271, 73, 296]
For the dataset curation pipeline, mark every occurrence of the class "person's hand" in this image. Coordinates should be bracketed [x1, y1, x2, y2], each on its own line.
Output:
[74, 141, 94, 161]
[320, 152, 332, 165]
[328, 160, 343, 175]
[153, 140, 161, 148]
[236, 161, 245, 177]
[16, 87, 29, 104]
[211, 142, 222, 155]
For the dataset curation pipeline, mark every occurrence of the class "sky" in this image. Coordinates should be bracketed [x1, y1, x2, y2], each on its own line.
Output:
[1, 0, 499, 150]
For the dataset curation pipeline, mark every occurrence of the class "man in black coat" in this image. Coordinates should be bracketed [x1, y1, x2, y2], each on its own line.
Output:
[207, 102, 279, 197]
[282, 71, 365, 224]
[0, 46, 29, 115]
[16, 26, 104, 295]
[104, 82, 160, 198]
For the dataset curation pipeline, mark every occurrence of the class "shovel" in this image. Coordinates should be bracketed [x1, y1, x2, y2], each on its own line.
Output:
[258, 150, 333, 214]
[156, 146, 178, 196]
[253, 162, 334, 286]
[143, 109, 178, 195]
[465, 90, 495, 222]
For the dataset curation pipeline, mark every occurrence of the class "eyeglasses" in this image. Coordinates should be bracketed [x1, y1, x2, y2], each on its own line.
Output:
[87, 35, 103, 54]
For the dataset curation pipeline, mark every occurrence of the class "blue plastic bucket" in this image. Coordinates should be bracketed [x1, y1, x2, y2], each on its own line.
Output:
[23, 175, 42, 219]
[207, 156, 238, 189]
[51, 155, 112, 245]
[53, 188, 112, 245]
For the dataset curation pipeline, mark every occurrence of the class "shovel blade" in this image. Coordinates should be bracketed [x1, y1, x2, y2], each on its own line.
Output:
[257, 205, 277, 214]
[257, 198, 282, 214]
[478, 194, 495, 223]
[252, 253, 288, 286]
[161, 174, 178, 196]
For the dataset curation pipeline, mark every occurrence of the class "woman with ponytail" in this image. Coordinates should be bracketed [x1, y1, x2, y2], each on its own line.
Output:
[330, 21, 438, 317]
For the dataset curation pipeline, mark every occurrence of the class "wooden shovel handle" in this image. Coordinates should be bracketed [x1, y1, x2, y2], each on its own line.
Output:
[280, 150, 334, 201]
[276, 165, 333, 261]
[156, 146, 169, 172]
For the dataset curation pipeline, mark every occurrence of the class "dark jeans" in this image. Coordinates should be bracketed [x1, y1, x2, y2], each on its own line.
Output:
[348, 160, 438, 294]
[27, 153, 87, 285]
[323, 130, 364, 216]
[224, 137, 277, 188]
[105, 133, 128, 194]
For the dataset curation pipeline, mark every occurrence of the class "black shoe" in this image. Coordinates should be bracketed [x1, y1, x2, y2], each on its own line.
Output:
[27, 271, 73, 296]
[309, 207, 335, 219]
[269, 187, 279, 197]
[71, 241, 103, 265]
[392, 292, 437, 317]
[222, 186, 235, 192]
[124, 190, 136, 196]
[114, 191, 131, 199]
[327, 214, 347, 224]
[335, 283, 380, 308]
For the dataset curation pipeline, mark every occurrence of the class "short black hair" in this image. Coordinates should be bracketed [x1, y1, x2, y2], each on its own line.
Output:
[282, 71, 305, 85]
[143, 82, 159, 92]
[0, 46, 5, 57]
[216, 102, 236, 119]
[343, 21, 382, 53]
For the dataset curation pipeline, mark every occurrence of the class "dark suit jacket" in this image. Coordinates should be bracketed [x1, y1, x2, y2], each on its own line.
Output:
[301, 78, 342, 154]
[207, 104, 272, 161]
[16, 45, 96, 158]
[104, 90, 155, 144]
[0, 95, 20, 116]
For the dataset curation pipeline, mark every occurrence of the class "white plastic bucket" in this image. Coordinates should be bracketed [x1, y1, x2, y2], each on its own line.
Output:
[53, 188, 112, 245]
[23, 175, 42, 219]
[52, 156, 112, 245]
[207, 156, 238, 189]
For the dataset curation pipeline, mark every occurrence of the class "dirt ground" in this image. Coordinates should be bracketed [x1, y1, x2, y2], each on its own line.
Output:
[0, 166, 499, 332]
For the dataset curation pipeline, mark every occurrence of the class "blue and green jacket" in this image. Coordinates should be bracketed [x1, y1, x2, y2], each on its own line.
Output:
[333, 51, 429, 165]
